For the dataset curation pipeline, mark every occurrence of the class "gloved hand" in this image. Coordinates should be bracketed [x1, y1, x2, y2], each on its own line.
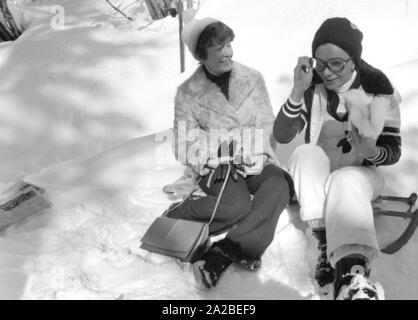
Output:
[212, 140, 240, 184]
[348, 125, 379, 159]
[244, 155, 266, 176]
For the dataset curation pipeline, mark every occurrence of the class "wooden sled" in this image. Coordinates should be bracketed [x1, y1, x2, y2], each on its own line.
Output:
[372, 193, 418, 254]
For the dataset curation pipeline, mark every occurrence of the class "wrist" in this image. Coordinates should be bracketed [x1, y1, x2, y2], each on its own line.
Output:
[290, 87, 304, 104]
[365, 146, 380, 160]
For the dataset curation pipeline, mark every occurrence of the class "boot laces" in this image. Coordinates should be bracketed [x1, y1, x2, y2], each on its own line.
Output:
[337, 266, 382, 300]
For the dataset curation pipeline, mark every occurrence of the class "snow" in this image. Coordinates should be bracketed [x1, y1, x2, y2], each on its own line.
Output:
[0, 0, 417, 300]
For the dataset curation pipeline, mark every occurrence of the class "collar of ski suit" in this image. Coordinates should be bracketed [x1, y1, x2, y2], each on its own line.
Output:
[309, 71, 361, 145]
[326, 70, 358, 121]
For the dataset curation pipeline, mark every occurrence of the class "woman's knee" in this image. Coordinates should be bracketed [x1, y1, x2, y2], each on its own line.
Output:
[292, 144, 327, 160]
[289, 144, 330, 173]
[326, 167, 366, 191]
[263, 165, 293, 200]
[218, 185, 252, 223]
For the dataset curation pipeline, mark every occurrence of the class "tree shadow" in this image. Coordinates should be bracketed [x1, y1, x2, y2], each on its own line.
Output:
[0, 4, 181, 298]
[0, 12, 180, 182]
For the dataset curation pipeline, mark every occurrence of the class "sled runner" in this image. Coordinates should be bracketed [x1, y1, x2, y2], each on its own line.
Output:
[372, 193, 418, 254]
[0, 181, 52, 230]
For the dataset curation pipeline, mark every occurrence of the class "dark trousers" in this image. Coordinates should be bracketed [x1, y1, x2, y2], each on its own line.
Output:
[168, 164, 292, 258]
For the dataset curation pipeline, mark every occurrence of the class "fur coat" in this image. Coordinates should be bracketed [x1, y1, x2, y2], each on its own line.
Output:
[173, 61, 278, 175]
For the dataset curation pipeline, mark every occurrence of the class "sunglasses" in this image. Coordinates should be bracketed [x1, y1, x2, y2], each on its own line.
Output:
[312, 57, 352, 73]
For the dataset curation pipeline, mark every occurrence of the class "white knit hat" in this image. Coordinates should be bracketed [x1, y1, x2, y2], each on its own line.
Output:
[182, 17, 219, 60]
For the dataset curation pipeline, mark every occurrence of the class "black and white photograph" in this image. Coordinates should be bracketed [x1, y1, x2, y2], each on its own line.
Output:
[0, 0, 417, 303]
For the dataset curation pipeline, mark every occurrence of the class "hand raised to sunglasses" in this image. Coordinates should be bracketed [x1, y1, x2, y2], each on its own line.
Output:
[290, 56, 313, 103]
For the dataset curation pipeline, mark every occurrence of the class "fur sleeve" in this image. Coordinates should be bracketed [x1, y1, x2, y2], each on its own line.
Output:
[173, 89, 215, 174]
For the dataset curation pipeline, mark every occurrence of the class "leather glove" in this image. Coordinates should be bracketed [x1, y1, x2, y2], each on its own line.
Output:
[213, 140, 240, 184]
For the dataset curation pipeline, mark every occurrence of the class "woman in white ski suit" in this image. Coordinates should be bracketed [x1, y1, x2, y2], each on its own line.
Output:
[273, 17, 401, 299]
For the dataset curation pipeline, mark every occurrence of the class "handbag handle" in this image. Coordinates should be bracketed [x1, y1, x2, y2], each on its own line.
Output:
[207, 162, 231, 225]
[165, 163, 232, 227]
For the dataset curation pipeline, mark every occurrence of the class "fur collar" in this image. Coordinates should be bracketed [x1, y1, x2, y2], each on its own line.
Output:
[180, 61, 258, 110]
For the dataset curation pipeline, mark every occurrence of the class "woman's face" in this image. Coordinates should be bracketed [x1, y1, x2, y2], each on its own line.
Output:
[314, 43, 356, 91]
[203, 40, 233, 75]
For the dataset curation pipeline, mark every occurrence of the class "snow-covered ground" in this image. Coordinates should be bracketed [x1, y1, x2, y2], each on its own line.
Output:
[0, 0, 417, 299]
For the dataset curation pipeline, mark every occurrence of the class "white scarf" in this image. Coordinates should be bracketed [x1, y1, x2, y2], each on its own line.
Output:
[309, 71, 357, 144]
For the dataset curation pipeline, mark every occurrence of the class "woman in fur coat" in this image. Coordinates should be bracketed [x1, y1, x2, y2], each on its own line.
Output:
[166, 17, 293, 290]
[273, 17, 402, 300]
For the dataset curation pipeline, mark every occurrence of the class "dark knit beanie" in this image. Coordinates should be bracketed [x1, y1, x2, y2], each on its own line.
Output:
[312, 17, 363, 66]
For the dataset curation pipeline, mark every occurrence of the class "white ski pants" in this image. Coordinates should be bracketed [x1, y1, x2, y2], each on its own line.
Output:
[289, 144, 385, 267]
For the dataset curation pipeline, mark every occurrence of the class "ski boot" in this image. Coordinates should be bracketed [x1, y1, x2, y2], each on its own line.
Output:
[334, 255, 384, 300]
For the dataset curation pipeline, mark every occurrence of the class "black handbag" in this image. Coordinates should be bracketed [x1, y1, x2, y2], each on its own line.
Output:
[140, 164, 231, 262]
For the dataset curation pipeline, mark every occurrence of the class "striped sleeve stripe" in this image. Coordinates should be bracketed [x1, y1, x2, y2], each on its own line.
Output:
[382, 126, 400, 133]
[366, 146, 388, 164]
[287, 97, 303, 108]
[282, 99, 303, 118]
[282, 105, 299, 118]
[381, 126, 400, 137]
[380, 131, 400, 137]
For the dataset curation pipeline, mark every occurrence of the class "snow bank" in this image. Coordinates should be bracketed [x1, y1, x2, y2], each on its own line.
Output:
[0, 0, 186, 182]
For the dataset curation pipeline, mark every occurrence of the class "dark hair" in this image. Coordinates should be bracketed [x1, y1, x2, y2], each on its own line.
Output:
[195, 21, 235, 60]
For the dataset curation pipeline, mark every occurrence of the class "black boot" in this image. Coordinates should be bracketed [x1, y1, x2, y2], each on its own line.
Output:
[312, 228, 335, 288]
[192, 238, 237, 289]
[225, 238, 262, 271]
[236, 255, 262, 271]
[193, 238, 263, 289]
